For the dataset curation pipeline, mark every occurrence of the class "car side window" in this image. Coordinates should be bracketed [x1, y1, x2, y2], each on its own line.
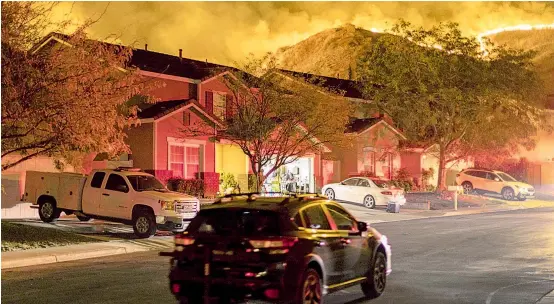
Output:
[473, 171, 487, 179]
[357, 179, 370, 187]
[343, 178, 359, 186]
[486, 173, 499, 181]
[293, 213, 304, 228]
[302, 205, 331, 230]
[326, 204, 358, 232]
[90, 172, 106, 188]
[104, 174, 129, 193]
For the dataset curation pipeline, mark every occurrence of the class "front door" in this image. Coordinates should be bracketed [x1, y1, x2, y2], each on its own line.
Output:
[99, 173, 130, 219]
[81, 171, 107, 215]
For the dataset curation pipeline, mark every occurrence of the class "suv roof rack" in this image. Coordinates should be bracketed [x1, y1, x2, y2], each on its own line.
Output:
[212, 192, 326, 205]
[114, 166, 142, 172]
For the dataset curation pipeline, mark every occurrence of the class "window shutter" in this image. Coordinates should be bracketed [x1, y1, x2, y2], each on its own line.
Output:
[225, 94, 234, 119]
[183, 110, 191, 126]
[205, 91, 214, 113]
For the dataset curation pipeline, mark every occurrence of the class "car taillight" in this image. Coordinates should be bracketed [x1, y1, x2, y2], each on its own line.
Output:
[174, 234, 195, 246]
[381, 191, 393, 195]
[249, 237, 298, 248]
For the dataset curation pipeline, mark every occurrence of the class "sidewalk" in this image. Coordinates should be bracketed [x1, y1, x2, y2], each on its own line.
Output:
[1, 236, 173, 270]
[537, 290, 554, 304]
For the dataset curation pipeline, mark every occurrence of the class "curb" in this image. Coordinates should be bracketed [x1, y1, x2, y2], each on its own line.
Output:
[537, 290, 554, 304]
[1, 240, 159, 270]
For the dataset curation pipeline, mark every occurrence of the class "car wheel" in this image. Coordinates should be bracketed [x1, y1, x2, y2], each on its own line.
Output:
[363, 195, 376, 209]
[461, 182, 473, 194]
[501, 187, 515, 201]
[132, 209, 156, 238]
[38, 199, 61, 223]
[297, 268, 322, 304]
[361, 251, 387, 299]
[76, 215, 91, 222]
[325, 189, 335, 200]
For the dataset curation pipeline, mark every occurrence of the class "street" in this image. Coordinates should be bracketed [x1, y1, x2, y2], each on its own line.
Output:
[2, 208, 554, 304]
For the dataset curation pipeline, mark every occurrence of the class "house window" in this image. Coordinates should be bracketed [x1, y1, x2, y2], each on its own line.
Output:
[213, 93, 226, 120]
[183, 110, 191, 126]
[362, 147, 375, 174]
[169, 144, 201, 179]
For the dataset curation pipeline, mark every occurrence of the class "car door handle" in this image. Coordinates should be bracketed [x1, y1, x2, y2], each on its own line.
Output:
[102, 193, 110, 196]
[340, 238, 351, 245]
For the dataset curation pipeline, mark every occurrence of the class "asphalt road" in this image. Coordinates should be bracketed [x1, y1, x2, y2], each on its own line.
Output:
[2, 208, 554, 304]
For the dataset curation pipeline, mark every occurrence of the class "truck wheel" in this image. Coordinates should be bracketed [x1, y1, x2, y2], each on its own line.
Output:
[38, 198, 61, 223]
[132, 209, 156, 238]
[76, 215, 91, 222]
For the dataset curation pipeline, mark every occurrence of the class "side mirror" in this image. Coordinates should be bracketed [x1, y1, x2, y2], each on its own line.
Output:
[357, 221, 368, 232]
[116, 184, 129, 192]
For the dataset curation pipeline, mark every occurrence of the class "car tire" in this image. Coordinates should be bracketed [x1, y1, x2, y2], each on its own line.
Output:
[325, 188, 335, 200]
[38, 198, 61, 223]
[361, 251, 387, 299]
[296, 268, 322, 304]
[461, 182, 473, 194]
[132, 209, 156, 238]
[501, 187, 515, 201]
[363, 195, 376, 209]
[76, 215, 91, 222]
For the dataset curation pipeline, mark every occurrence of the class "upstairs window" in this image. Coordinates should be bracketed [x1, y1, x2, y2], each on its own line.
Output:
[213, 92, 226, 120]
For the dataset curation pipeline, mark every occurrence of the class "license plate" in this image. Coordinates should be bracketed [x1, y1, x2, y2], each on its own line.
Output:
[176, 203, 196, 213]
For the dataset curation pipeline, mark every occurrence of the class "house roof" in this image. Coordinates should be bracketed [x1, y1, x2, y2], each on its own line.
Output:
[346, 117, 382, 133]
[278, 69, 364, 99]
[138, 99, 224, 126]
[346, 117, 406, 139]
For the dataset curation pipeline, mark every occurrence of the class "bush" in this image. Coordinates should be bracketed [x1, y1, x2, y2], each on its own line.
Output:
[167, 177, 204, 197]
[358, 170, 376, 177]
[390, 179, 414, 193]
[220, 172, 239, 194]
[395, 168, 411, 180]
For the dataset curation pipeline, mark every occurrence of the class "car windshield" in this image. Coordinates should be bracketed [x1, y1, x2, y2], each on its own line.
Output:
[371, 179, 390, 188]
[497, 172, 517, 182]
[187, 209, 281, 237]
[127, 175, 167, 192]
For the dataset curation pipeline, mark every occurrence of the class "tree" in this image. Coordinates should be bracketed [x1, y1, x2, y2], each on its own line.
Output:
[1, 2, 157, 171]
[181, 54, 352, 191]
[357, 21, 546, 190]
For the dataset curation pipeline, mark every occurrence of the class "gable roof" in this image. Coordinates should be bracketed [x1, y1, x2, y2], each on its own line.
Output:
[138, 99, 224, 127]
[278, 69, 364, 99]
[346, 117, 406, 139]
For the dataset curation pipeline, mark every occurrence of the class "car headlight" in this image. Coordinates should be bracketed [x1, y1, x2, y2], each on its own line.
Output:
[160, 200, 175, 210]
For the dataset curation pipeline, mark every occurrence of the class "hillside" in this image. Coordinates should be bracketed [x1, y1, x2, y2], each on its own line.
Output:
[277, 25, 554, 95]
[276, 24, 384, 80]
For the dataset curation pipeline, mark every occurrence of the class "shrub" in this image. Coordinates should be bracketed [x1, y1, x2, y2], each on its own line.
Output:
[220, 172, 239, 194]
[167, 177, 204, 197]
[390, 179, 414, 193]
[358, 170, 376, 177]
[395, 168, 411, 180]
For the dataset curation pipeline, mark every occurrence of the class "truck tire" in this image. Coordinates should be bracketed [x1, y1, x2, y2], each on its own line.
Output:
[132, 209, 156, 238]
[76, 215, 91, 222]
[38, 198, 61, 223]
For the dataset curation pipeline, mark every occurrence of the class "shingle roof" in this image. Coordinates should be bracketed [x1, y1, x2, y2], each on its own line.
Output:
[345, 117, 382, 133]
[137, 99, 223, 127]
[278, 69, 365, 99]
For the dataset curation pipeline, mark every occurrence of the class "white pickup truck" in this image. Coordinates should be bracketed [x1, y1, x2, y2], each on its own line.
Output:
[23, 168, 200, 238]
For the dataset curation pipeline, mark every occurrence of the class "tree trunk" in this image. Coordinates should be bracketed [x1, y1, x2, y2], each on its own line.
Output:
[436, 144, 447, 192]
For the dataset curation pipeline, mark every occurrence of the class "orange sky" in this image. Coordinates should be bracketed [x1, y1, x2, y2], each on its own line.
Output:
[50, 2, 554, 65]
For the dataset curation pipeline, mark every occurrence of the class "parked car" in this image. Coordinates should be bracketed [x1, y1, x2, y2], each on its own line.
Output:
[321, 177, 406, 209]
[160, 193, 392, 304]
[23, 167, 200, 238]
[455, 168, 535, 201]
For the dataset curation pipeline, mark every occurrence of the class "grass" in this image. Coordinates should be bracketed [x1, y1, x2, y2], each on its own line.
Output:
[1, 221, 102, 252]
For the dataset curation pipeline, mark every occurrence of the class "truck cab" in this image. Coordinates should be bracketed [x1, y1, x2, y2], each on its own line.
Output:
[25, 168, 200, 238]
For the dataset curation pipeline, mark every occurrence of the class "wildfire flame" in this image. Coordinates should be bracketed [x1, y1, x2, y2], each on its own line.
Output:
[477, 23, 554, 55]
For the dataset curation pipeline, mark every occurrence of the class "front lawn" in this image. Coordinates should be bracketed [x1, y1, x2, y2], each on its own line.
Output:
[1, 221, 102, 252]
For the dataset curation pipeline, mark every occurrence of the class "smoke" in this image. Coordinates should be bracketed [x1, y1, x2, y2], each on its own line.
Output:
[50, 2, 554, 65]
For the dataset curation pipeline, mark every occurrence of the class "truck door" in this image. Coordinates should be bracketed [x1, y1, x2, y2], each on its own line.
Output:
[81, 172, 107, 215]
[99, 173, 131, 219]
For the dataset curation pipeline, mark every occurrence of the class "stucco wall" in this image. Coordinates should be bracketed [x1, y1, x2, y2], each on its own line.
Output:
[216, 143, 249, 177]
[126, 123, 154, 171]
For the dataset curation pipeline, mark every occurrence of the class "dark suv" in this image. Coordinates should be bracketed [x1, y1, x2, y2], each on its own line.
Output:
[160, 193, 392, 304]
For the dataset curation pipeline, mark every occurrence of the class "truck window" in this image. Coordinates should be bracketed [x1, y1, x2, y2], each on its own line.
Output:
[105, 174, 129, 193]
[90, 172, 106, 188]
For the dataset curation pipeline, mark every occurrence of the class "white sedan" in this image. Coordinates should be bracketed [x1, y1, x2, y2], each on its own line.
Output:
[321, 177, 406, 209]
